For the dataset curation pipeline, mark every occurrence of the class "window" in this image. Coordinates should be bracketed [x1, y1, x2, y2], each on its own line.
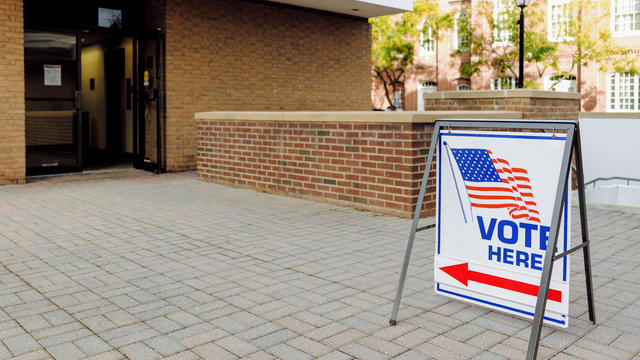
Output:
[608, 72, 640, 111]
[544, 74, 577, 92]
[98, 8, 122, 29]
[419, 24, 435, 56]
[612, 0, 640, 34]
[494, 0, 514, 45]
[454, 13, 470, 51]
[417, 81, 437, 110]
[548, 0, 573, 41]
[457, 84, 470, 91]
[394, 87, 404, 110]
[491, 77, 516, 89]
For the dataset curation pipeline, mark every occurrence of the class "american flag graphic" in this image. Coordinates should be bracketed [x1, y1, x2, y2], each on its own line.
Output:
[449, 147, 540, 223]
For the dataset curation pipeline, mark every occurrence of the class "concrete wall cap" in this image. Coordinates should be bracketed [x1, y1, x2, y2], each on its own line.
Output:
[195, 110, 524, 123]
[423, 89, 582, 100]
[579, 112, 640, 119]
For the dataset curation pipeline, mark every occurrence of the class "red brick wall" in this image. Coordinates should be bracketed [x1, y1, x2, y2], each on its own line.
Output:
[164, 0, 372, 172]
[196, 120, 437, 217]
[0, 0, 25, 185]
[423, 91, 580, 120]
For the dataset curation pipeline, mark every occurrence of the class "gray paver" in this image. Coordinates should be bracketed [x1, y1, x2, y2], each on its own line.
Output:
[0, 170, 638, 360]
[2, 333, 41, 355]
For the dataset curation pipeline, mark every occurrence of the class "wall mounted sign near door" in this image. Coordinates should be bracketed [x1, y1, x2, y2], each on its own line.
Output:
[435, 130, 570, 327]
[44, 64, 61, 86]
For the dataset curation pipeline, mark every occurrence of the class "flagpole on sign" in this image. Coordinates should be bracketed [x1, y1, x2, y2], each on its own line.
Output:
[443, 142, 468, 223]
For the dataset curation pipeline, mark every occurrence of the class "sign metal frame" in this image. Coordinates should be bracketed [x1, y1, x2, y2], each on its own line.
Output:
[388, 119, 595, 360]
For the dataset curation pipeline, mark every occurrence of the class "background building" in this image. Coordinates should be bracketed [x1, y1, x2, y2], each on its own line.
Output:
[372, 0, 640, 112]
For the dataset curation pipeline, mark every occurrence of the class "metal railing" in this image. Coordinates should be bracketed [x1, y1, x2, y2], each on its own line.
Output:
[584, 176, 640, 188]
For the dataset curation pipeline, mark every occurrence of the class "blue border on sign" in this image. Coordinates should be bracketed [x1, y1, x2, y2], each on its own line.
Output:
[437, 284, 567, 325]
[436, 132, 569, 325]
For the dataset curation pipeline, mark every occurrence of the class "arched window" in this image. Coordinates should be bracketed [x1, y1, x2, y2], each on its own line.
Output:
[417, 81, 438, 110]
[457, 84, 470, 91]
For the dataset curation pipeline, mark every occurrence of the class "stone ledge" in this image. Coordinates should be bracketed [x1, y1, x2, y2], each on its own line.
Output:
[580, 112, 640, 119]
[195, 110, 523, 123]
[424, 89, 582, 100]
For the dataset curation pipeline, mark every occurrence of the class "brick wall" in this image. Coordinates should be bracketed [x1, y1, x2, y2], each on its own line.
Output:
[163, 0, 372, 172]
[196, 111, 524, 218]
[0, 0, 25, 185]
[197, 119, 435, 217]
[423, 90, 581, 120]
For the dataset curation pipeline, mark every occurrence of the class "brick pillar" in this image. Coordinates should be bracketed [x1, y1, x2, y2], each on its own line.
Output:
[0, 0, 26, 185]
[423, 90, 580, 120]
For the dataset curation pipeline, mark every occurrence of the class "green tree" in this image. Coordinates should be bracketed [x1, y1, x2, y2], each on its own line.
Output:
[453, 0, 638, 89]
[370, 0, 452, 110]
[452, 0, 558, 85]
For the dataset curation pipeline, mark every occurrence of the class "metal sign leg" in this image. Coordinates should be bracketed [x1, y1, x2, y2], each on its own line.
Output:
[526, 126, 575, 360]
[389, 125, 441, 325]
[573, 128, 596, 324]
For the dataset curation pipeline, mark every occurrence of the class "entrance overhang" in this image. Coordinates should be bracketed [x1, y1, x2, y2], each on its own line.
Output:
[266, 0, 413, 17]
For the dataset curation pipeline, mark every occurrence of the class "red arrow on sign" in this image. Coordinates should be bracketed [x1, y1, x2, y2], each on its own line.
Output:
[440, 263, 562, 302]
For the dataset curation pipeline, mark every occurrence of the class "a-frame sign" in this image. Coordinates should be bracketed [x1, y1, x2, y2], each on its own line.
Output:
[389, 119, 595, 360]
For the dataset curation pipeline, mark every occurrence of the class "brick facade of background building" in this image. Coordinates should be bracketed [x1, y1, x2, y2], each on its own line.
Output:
[0, 0, 25, 185]
[163, 0, 372, 171]
[372, 0, 640, 112]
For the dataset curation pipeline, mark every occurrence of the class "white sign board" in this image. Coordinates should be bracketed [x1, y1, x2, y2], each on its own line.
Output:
[435, 130, 571, 328]
[44, 65, 62, 86]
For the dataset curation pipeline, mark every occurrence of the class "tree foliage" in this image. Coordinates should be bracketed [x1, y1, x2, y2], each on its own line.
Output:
[370, 0, 452, 109]
[452, 0, 638, 88]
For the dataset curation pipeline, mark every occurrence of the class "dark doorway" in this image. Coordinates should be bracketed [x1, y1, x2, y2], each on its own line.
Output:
[24, 0, 160, 175]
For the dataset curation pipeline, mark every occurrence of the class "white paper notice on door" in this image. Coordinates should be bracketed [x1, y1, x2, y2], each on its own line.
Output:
[44, 65, 62, 86]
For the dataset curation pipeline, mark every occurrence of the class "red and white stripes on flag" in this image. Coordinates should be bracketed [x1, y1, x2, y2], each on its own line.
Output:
[470, 150, 540, 223]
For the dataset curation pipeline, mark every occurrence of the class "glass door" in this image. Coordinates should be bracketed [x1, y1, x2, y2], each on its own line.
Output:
[25, 30, 82, 175]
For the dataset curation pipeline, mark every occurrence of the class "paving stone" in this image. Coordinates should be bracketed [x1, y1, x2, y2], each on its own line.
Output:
[46, 342, 86, 360]
[74, 335, 113, 356]
[191, 342, 237, 360]
[119, 342, 162, 360]
[0, 171, 638, 360]
[266, 343, 313, 360]
[215, 335, 259, 357]
[2, 333, 42, 355]
[144, 335, 185, 356]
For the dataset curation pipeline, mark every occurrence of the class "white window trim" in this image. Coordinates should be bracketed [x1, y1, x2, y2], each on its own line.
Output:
[611, 0, 640, 36]
[457, 84, 470, 91]
[547, 0, 574, 42]
[606, 72, 640, 112]
[493, 0, 514, 47]
[419, 22, 435, 57]
[453, 13, 469, 51]
[491, 76, 517, 90]
[417, 81, 437, 111]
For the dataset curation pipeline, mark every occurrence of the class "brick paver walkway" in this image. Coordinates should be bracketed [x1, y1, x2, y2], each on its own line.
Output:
[0, 170, 638, 359]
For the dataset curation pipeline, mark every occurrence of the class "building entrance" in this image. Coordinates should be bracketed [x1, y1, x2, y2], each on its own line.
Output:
[24, 0, 162, 176]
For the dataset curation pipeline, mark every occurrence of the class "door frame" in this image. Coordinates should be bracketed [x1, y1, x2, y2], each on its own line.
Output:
[133, 29, 164, 173]
[24, 27, 83, 176]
